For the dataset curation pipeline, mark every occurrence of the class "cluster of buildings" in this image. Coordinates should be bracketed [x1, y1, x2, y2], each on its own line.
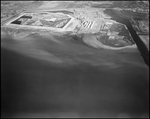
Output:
[2, 9, 116, 35]
[73, 9, 115, 33]
[1, 9, 136, 48]
[130, 19, 149, 35]
[138, 20, 149, 34]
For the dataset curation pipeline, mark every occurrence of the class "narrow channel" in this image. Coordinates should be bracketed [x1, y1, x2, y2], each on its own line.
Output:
[104, 9, 149, 67]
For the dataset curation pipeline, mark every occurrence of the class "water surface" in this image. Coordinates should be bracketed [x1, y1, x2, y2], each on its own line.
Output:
[1, 18, 149, 118]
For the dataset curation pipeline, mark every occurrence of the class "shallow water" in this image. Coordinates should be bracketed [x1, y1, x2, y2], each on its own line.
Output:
[1, 31, 149, 118]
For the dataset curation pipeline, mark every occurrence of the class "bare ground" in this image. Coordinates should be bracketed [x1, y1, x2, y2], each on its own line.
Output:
[1, 1, 44, 23]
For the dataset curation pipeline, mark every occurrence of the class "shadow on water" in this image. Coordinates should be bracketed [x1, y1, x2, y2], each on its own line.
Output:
[104, 9, 149, 67]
